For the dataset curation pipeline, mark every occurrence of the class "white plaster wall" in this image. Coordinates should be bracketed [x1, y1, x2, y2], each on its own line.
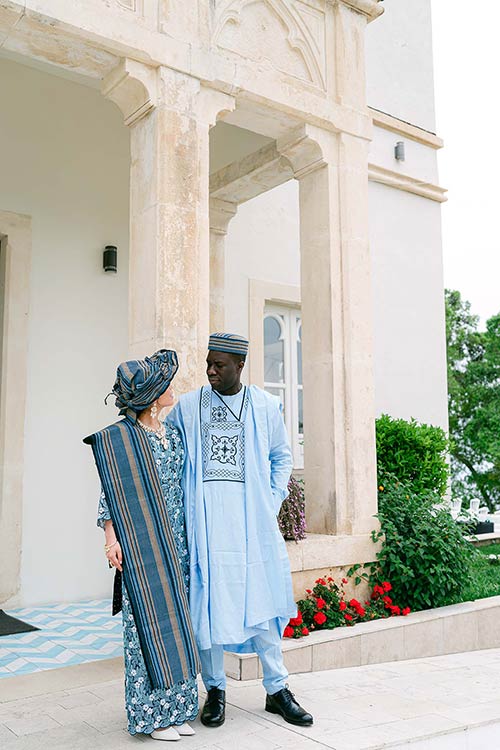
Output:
[0, 59, 130, 606]
[224, 180, 300, 379]
[210, 122, 271, 173]
[370, 125, 439, 184]
[369, 182, 448, 429]
[366, 0, 436, 131]
[225, 178, 448, 431]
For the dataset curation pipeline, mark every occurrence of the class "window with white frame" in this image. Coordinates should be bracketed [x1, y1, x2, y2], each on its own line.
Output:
[263, 304, 303, 469]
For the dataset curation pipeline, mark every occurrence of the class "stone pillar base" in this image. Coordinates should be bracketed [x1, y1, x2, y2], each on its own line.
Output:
[287, 533, 381, 602]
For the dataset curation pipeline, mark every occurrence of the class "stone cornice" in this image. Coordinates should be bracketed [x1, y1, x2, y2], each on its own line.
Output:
[370, 108, 444, 149]
[368, 163, 447, 203]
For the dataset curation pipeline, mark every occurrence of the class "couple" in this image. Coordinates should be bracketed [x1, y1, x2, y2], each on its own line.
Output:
[85, 333, 313, 741]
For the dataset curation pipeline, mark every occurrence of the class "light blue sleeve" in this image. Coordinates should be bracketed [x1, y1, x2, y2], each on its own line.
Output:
[166, 402, 182, 432]
[269, 402, 293, 514]
[97, 488, 111, 529]
[166, 402, 189, 454]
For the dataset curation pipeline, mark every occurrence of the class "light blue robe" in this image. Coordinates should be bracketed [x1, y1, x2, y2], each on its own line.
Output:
[168, 385, 296, 653]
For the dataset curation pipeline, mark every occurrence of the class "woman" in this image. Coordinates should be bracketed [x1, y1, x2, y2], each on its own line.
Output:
[84, 350, 200, 741]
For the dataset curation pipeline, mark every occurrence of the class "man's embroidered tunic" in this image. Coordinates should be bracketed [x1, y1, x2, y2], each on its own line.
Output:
[168, 385, 296, 652]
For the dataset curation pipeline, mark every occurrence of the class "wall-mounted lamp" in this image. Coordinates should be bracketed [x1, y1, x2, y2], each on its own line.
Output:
[394, 141, 405, 161]
[103, 245, 117, 273]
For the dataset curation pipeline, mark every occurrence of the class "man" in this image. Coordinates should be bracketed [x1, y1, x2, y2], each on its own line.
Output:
[168, 332, 313, 728]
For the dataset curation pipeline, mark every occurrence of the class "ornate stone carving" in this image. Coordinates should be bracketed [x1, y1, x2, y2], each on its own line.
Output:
[330, 0, 384, 23]
[213, 0, 326, 89]
[116, 0, 139, 11]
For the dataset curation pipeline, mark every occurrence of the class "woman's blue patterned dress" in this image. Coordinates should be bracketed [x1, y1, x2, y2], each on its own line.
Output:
[97, 422, 198, 735]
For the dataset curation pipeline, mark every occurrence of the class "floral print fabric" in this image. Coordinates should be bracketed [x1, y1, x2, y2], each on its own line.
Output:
[97, 422, 198, 735]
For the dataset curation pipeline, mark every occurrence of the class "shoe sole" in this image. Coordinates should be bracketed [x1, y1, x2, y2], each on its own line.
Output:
[265, 705, 313, 726]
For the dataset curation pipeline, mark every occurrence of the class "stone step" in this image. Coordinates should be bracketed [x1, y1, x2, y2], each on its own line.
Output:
[224, 595, 500, 681]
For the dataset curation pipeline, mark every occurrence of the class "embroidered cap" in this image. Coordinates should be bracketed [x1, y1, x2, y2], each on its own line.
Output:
[208, 332, 249, 357]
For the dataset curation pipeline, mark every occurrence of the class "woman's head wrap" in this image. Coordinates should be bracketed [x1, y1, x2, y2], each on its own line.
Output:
[111, 349, 178, 420]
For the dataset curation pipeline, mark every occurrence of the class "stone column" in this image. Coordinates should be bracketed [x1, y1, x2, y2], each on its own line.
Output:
[279, 124, 377, 540]
[103, 60, 234, 394]
[209, 198, 237, 333]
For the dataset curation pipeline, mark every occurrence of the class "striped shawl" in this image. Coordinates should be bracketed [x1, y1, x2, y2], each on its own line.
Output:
[84, 419, 200, 689]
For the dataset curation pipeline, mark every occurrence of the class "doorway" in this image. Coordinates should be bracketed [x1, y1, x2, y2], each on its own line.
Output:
[0, 212, 31, 606]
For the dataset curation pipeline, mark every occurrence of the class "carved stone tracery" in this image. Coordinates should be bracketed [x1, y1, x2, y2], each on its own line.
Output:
[213, 0, 326, 90]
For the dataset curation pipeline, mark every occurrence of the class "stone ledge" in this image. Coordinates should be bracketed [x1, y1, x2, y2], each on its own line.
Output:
[286, 532, 380, 571]
[224, 596, 500, 680]
[0, 657, 124, 703]
[287, 532, 381, 600]
[469, 532, 500, 547]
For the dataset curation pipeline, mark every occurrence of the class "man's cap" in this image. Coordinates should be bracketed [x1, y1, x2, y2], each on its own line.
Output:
[208, 332, 249, 357]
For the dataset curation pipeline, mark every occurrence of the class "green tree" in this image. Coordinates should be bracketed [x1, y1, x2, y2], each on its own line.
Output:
[446, 289, 500, 510]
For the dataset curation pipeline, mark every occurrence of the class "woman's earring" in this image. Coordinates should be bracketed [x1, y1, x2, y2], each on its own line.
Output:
[150, 402, 158, 420]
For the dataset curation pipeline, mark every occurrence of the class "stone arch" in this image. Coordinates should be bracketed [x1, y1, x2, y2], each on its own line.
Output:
[213, 0, 326, 89]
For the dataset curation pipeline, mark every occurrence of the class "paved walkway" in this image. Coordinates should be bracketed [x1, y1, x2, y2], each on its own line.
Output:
[1, 648, 500, 749]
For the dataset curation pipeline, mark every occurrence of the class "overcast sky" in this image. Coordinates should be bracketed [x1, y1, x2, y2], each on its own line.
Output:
[431, 1, 499, 328]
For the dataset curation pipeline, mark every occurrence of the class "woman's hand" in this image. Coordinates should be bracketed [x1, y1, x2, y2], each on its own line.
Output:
[104, 521, 123, 571]
[106, 540, 123, 572]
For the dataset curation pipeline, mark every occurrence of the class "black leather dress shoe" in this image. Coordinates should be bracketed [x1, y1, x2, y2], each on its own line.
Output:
[265, 686, 313, 726]
[201, 687, 226, 727]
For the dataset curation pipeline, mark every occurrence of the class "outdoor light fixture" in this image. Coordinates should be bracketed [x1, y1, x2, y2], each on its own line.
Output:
[394, 141, 405, 161]
[103, 245, 118, 273]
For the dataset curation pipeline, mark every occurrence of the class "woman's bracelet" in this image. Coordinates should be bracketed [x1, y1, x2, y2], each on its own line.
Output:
[104, 540, 118, 553]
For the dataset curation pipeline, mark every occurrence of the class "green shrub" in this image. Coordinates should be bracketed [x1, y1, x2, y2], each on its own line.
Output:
[376, 414, 449, 498]
[373, 476, 476, 611]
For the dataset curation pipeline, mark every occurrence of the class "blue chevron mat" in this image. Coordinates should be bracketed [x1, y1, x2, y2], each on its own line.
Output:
[0, 600, 122, 678]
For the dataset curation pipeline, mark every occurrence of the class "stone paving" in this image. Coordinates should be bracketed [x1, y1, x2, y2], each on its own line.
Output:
[1, 649, 500, 749]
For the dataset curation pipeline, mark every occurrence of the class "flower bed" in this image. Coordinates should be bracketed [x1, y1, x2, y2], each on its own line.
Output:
[284, 575, 410, 639]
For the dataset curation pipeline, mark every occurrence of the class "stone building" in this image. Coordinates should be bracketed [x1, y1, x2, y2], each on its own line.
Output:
[0, 0, 447, 607]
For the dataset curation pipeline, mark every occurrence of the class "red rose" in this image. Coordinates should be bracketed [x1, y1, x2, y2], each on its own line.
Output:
[349, 598, 361, 609]
[289, 611, 303, 627]
[316, 597, 326, 610]
[327, 577, 334, 582]
[313, 612, 327, 625]
[302, 627, 309, 635]
[306, 589, 312, 594]
[383, 595, 392, 606]
[315, 578, 327, 586]
[344, 613, 353, 621]
[382, 581, 392, 592]
[390, 605, 401, 616]
[402, 607, 411, 616]
[356, 607, 366, 617]
[342, 578, 348, 584]
[283, 626, 294, 638]
[339, 601, 347, 611]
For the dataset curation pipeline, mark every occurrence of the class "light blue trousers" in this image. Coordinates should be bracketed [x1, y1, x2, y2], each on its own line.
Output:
[200, 620, 288, 695]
